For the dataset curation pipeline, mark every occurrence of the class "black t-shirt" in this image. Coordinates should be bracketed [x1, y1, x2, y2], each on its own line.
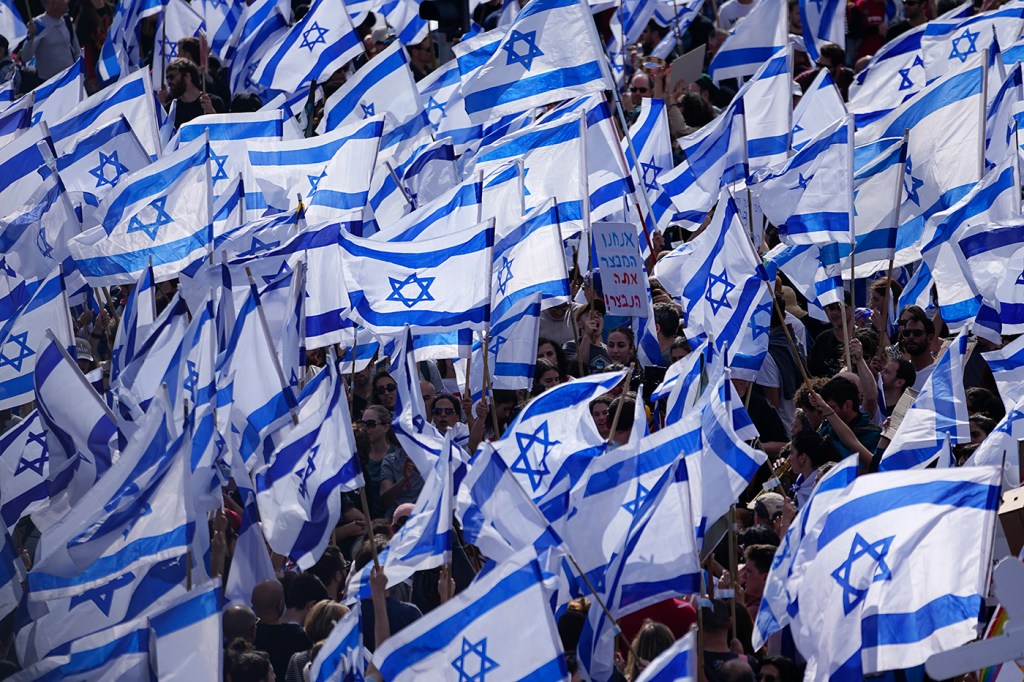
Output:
[254, 622, 311, 680]
[360, 597, 422, 652]
[173, 93, 227, 129]
[808, 328, 843, 378]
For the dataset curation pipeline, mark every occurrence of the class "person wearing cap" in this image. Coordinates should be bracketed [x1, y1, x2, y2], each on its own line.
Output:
[807, 291, 855, 378]
[407, 34, 435, 81]
[747, 492, 784, 527]
[74, 337, 95, 374]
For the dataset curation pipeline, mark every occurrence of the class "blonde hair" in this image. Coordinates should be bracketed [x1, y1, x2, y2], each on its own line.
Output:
[304, 600, 349, 642]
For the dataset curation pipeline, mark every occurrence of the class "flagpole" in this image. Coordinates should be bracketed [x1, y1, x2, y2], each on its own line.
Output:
[877, 129, 910, 356]
[385, 161, 415, 210]
[358, 488, 381, 570]
[243, 267, 299, 426]
[606, 91, 657, 260]
[44, 329, 120, 423]
[847, 115, 857, 341]
[304, 79, 318, 138]
[348, 326, 357, 412]
[482, 229, 500, 438]
[579, 111, 597, 306]
[199, 30, 208, 96]
[160, 9, 167, 90]
[604, 375, 629, 443]
[727, 504, 738, 641]
[981, 48, 989, 182]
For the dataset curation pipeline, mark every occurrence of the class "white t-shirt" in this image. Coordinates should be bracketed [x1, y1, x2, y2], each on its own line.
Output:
[756, 352, 795, 435]
[912, 362, 935, 391]
[717, 0, 756, 29]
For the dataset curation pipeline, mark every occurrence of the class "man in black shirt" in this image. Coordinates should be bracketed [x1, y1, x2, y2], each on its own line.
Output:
[159, 58, 226, 129]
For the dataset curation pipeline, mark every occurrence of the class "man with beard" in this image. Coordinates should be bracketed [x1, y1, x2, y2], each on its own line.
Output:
[898, 305, 935, 390]
[160, 58, 226, 129]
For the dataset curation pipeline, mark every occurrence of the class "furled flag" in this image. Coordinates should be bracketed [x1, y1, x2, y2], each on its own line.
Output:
[67, 136, 212, 285]
[984, 63, 1022, 170]
[252, 0, 363, 94]
[337, 220, 494, 335]
[152, 0, 205, 88]
[97, 0, 163, 81]
[316, 40, 429, 155]
[459, 0, 612, 120]
[708, 0, 786, 82]
[491, 199, 570, 321]
[653, 190, 772, 379]
[247, 116, 382, 220]
[372, 547, 568, 680]
[878, 331, 972, 471]
[0, 0, 26, 45]
[849, 136, 906, 277]
[256, 355, 364, 569]
[0, 173, 80, 286]
[310, 607, 366, 682]
[204, 0, 242, 60]
[0, 128, 53, 219]
[789, 466, 1000, 679]
[753, 115, 854, 246]
[0, 269, 74, 411]
[148, 579, 223, 682]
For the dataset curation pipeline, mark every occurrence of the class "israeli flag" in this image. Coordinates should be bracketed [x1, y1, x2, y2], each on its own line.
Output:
[419, 58, 482, 155]
[849, 137, 906, 277]
[967, 393, 1024, 489]
[635, 629, 696, 682]
[310, 607, 366, 682]
[179, 111, 284, 201]
[0, 411, 50, 532]
[256, 356, 363, 569]
[68, 136, 212, 286]
[792, 69, 847, 151]
[13, 618, 152, 681]
[0, 128, 53, 219]
[799, 0, 845, 63]
[252, 0, 363, 94]
[338, 220, 494, 335]
[754, 116, 853, 246]
[149, 579, 223, 682]
[0, 270, 74, 411]
[30, 59, 84, 128]
[0, 174, 80, 286]
[709, 0, 786, 82]
[317, 40, 430, 156]
[247, 116, 382, 220]
[0, 522, 23, 621]
[879, 331, 972, 471]
[376, 0, 428, 45]
[228, 0, 291, 95]
[53, 69, 161, 160]
[979, 224, 1024, 336]
[492, 199, 570, 321]
[152, 0, 205, 88]
[789, 466, 1000, 679]
[370, 175, 481, 242]
[459, 0, 612, 120]
[97, 0, 163, 81]
[366, 138, 459, 231]
[0, 92, 30, 149]
[225, 449, 276, 606]
[625, 97, 677, 231]
[920, 3, 1024, 82]
[372, 548, 568, 680]
[983, 330, 1024, 410]
[204, 0, 242, 60]
[0, 0, 26, 45]
[489, 293, 542, 392]
[110, 262, 156, 386]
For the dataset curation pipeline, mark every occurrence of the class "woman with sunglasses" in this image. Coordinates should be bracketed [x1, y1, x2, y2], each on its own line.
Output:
[378, 410, 425, 517]
[372, 372, 399, 411]
[430, 393, 470, 449]
[358, 405, 395, 520]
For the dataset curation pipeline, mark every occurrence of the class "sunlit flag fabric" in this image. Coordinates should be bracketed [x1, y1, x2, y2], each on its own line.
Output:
[878, 331, 972, 471]
[849, 136, 906, 276]
[11, 618, 153, 681]
[29, 59, 84, 128]
[984, 64, 1023, 171]
[792, 69, 847, 151]
[337, 220, 494, 335]
[310, 606, 366, 682]
[0, 269, 74, 411]
[372, 547, 568, 681]
[97, 0, 162, 81]
[789, 466, 1000, 679]
[799, 0, 845, 63]
[708, 0, 786, 82]
[148, 578, 223, 682]
[252, 0, 363, 94]
[256, 356, 363, 569]
[0, 0, 26, 45]
[0, 173, 81, 285]
[370, 175, 482, 242]
[919, 3, 1024, 82]
[151, 0, 205, 89]
[0, 128, 54, 220]
[624, 97, 677, 231]
[491, 199, 570, 321]
[0, 411, 50, 532]
[67, 136, 212, 286]
[228, 0, 291, 95]
[753, 116, 853, 246]
[458, 0, 612, 120]
[247, 116, 382, 220]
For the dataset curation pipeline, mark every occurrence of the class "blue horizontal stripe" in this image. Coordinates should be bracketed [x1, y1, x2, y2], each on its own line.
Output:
[711, 46, 782, 71]
[862, 593, 981, 648]
[464, 62, 606, 116]
[74, 228, 212, 279]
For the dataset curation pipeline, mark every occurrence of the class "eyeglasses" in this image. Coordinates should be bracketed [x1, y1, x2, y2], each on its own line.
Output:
[632, 87, 650, 94]
[377, 383, 398, 393]
[759, 674, 780, 682]
[902, 328, 926, 338]
[357, 419, 380, 429]
[432, 407, 456, 416]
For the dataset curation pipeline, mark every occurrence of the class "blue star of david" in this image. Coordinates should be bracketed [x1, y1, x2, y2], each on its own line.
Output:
[360, 101, 376, 118]
[300, 21, 329, 51]
[68, 571, 136, 617]
[207, 0, 225, 8]
[831, 532, 895, 615]
[622, 482, 650, 517]
[127, 196, 174, 240]
[795, 173, 811, 190]
[210, 150, 229, 184]
[705, 270, 735, 315]
[511, 421, 559, 491]
[898, 55, 924, 91]
[15, 432, 48, 477]
[998, 409, 1024, 435]
[748, 300, 773, 340]
[903, 156, 924, 206]
[792, 123, 804, 136]
[426, 96, 446, 130]
[238, 236, 281, 259]
[0, 256, 14, 278]
[159, 37, 178, 59]
[495, 256, 514, 297]
[640, 159, 662, 192]
[89, 150, 130, 189]
[296, 445, 319, 499]
[0, 332, 34, 372]
[387, 273, 435, 308]
[412, 414, 427, 433]
[489, 334, 508, 358]
[521, 167, 532, 197]
[451, 636, 500, 682]
[1016, 270, 1024, 286]
[502, 30, 544, 70]
[949, 28, 979, 63]
[36, 227, 53, 258]
[261, 261, 292, 286]
[183, 360, 200, 394]
[772, 530, 792, 570]
[308, 169, 327, 195]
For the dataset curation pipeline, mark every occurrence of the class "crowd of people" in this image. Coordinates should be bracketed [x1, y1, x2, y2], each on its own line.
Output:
[0, 0, 1018, 678]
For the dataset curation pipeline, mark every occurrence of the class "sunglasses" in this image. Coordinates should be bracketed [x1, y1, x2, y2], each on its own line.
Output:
[377, 383, 398, 393]
[357, 419, 380, 429]
[902, 328, 926, 338]
[759, 675, 780, 682]
[632, 87, 650, 94]
[432, 407, 456, 416]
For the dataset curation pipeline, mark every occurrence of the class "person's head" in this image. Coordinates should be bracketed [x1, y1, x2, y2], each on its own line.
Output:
[176, 36, 202, 64]
[629, 72, 654, 100]
[372, 371, 399, 409]
[75, 337, 95, 373]
[307, 545, 349, 600]
[407, 34, 434, 68]
[969, 414, 996, 445]
[42, 0, 69, 18]
[758, 656, 800, 682]
[823, 296, 853, 333]
[868, 277, 903, 312]
[359, 405, 391, 445]
[881, 359, 915, 394]
[668, 336, 690, 364]
[819, 375, 861, 422]
[739, 524, 781, 550]
[537, 336, 569, 377]
[719, 660, 756, 682]
[392, 503, 415, 533]
[794, 377, 829, 423]
[223, 604, 259, 644]
[231, 92, 264, 112]
[285, 573, 329, 622]
[230, 649, 274, 682]
[854, 327, 879, 359]
[624, 620, 675, 681]
[789, 430, 838, 477]
[303, 600, 348, 643]
[747, 492, 784, 527]
[575, 300, 606, 337]
[740, 544, 776, 603]
[166, 58, 201, 99]
[903, 0, 927, 20]
[420, 380, 436, 411]
[653, 302, 680, 341]
[533, 358, 563, 394]
[607, 327, 637, 366]
[590, 395, 613, 439]
[967, 386, 1005, 421]
[898, 306, 935, 358]
[430, 393, 461, 433]
[0, 35, 9, 60]
[491, 389, 518, 431]
[607, 393, 636, 444]
[250, 580, 285, 622]
[817, 43, 846, 75]
[353, 534, 389, 572]
[787, 0, 802, 31]
[699, 598, 731, 635]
